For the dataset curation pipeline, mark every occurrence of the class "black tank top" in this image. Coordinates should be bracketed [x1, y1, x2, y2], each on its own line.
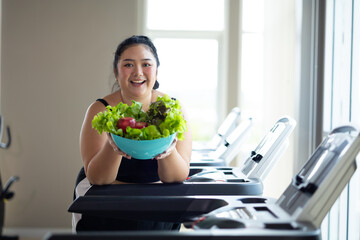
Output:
[96, 98, 160, 183]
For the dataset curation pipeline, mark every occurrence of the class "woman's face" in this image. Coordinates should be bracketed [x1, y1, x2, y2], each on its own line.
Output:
[116, 44, 157, 98]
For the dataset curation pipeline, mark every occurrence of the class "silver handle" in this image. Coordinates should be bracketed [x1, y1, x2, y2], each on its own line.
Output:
[0, 115, 11, 149]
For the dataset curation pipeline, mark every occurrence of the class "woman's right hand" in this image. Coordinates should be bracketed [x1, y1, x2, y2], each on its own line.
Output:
[107, 133, 131, 159]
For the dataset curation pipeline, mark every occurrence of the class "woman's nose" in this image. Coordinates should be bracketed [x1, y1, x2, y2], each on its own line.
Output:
[133, 65, 143, 77]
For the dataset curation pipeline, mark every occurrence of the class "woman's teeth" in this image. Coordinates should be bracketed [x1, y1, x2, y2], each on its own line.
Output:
[131, 80, 145, 84]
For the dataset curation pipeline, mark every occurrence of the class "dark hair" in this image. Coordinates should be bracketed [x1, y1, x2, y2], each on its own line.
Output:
[112, 35, 160, 91]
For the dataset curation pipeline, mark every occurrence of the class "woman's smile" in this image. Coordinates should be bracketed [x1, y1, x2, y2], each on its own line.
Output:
[130, 78, 147, 85]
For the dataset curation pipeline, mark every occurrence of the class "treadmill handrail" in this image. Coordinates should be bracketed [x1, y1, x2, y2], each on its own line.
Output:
[218, 117, 253, 164]
[192, 107, 241, 152]
[241, 116, 296, 181]
[217, 107, 241, 137]
[190, 117, 252, 165]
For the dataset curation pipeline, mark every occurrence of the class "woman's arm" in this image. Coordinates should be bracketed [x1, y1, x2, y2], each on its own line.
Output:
[156, 106, 192, 183]
[80, 101, 123, 185]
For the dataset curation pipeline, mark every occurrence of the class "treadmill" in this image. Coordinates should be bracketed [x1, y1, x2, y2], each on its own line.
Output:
[67, 117, 296, 232]
[190, 117, 253, 167]
[192, 107, 241, 152]
[185, 125, 360, 238]
[190, 116, 294, 173]
[47, 125, 360, 239]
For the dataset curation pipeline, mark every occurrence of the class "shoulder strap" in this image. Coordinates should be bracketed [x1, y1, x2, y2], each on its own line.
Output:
[96, 98, 109, 107]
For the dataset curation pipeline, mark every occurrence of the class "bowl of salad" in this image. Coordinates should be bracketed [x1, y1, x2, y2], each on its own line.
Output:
[92, 95, 187, 159]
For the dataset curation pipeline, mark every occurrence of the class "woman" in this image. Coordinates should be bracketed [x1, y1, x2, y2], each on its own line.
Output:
[73, 35, 192, 231]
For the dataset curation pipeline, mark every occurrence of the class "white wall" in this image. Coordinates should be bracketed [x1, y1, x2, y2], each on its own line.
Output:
[238, 0, 296, 198]
[0, 0, 138, 229]
[261, 0, 296, 198]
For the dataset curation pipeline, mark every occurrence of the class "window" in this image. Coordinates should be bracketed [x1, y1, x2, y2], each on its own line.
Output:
[142, 0, 226, 141]
[321, 0, 360, 239]
[240, 0, 264, 131]
[146, 0, 224, 31]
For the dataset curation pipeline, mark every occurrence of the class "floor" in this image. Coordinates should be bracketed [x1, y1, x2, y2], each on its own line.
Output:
[3, 225, 193, 240]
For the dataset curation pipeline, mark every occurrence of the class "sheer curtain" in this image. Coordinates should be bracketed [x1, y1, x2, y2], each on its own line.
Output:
[321, 0, 360, 239]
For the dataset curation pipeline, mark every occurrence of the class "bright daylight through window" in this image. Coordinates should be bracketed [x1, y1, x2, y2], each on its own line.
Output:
[145, 0, 225, 141]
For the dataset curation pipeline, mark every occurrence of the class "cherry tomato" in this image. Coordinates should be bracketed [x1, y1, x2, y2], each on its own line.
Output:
[117, 117, 136, 132]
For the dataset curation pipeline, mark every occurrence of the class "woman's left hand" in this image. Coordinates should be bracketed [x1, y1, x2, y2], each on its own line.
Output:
[155, 137, 178, 160]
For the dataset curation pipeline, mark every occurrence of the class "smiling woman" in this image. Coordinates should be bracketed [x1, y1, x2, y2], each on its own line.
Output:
[74, 35, 192, 232]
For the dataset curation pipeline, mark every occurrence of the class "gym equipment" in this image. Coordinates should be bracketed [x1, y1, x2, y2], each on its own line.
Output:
[192, 107, 241, 152]
[68, 117, 296, 232]
[47, 125, 360, 240]
[0, 115, 18, 240]
[190, 117, 252, 166]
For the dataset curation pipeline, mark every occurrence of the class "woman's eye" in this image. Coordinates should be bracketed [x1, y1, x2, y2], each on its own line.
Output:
[143, 63, 151, 67]
[124, 63, 133, 67]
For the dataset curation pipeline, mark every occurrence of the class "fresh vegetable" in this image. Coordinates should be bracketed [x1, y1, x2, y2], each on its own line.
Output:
[134, 121, 148, 129]
[117, 117, 136, 133]
[92, 95, 187, 140]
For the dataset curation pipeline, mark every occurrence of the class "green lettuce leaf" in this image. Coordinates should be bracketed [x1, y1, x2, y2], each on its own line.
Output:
[91, 95, 187, 141]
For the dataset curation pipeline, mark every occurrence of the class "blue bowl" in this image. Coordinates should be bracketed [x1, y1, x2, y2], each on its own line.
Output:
[111, 133, 177, 160]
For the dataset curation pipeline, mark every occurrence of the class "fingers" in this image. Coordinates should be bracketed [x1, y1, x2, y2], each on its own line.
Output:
[107, 133, 132, 159]
[155, 137, 178, 160]
[113, 147, 132, 159]
[120, 151, 132, 159]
